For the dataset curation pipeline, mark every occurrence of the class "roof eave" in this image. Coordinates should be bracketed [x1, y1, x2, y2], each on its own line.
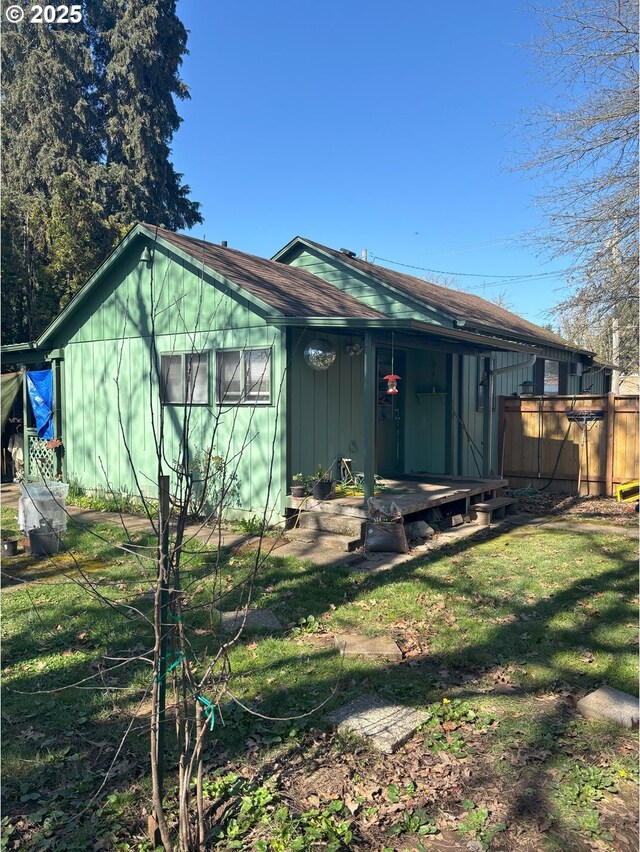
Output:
[266, 316, 540, 353]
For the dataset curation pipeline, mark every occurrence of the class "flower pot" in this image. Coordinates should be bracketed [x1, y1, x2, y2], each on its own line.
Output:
[2, 539, 18, 557]
[312, 480, 332, 500]
[290, 485, 307, 498]
[29, 528, 60, 556]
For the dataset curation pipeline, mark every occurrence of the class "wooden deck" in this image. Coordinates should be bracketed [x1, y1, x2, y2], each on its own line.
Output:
[288, 475, 508, 520]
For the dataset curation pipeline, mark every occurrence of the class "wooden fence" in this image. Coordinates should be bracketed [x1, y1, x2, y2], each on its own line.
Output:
[498, 394, 639, 496]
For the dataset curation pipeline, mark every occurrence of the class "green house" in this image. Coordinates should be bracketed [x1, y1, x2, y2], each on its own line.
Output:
[1, 224, 604, 518]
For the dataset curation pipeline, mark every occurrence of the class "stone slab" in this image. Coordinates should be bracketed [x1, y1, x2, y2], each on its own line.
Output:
[328, 694, 430, 754]
[215, 608, 281, 634]
[576, 685, 639, 729]
[334, 633, 402, 661]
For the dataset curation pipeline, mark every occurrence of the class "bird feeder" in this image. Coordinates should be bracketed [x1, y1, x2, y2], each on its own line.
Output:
[383, 374, 401, 395]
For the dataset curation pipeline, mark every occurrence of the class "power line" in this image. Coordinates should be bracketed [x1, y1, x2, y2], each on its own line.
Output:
[371, 254, 569, 283]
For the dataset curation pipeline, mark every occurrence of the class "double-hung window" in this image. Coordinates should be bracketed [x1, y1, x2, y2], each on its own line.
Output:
[216, 348, 272, 404]
[160, 352, 209, 404]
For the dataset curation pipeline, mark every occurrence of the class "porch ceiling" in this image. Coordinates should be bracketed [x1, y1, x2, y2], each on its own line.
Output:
[268, 317, 540, 355]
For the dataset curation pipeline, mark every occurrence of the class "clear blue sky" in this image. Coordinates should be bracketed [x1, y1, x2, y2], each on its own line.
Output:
[172, 0, 571, 325]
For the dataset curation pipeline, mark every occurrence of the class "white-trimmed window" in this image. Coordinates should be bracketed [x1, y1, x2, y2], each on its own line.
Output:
[160, 352, 209, 404]
[216, 348, 272, 404]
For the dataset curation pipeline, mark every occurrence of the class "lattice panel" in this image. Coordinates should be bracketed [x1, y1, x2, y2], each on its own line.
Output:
[29, 436, 56, 480]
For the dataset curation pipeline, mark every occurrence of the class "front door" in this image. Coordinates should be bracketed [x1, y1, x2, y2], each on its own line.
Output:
[376, 349, 405, 477]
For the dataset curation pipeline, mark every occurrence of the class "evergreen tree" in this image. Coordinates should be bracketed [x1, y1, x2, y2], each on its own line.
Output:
[101, 0, 201, 231]
[1, 2, 201, 344]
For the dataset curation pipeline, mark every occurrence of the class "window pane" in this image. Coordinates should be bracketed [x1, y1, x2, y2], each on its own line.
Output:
[244, 349, 271, 401]
[544, 360, 560, 394]
[217, 351, 241, 401]
[186, 353, 208, 404]
[161, 355, 183, 403]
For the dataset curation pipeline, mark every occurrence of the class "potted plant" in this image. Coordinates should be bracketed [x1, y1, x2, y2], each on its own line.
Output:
[1, 534, 19, 557]
[290, 473, 308, 499]
[311, 464, 333, 501]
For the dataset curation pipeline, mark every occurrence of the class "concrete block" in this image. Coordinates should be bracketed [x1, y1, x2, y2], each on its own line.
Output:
[334, 633, 402, 661]
[328, 694, 430, 754]
[405, 520, 435, 539]
[215, 608, 281, 634]
[576, 685, 639, 729]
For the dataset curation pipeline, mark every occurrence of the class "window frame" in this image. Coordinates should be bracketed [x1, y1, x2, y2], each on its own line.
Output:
[216, 347, 273, 406]
[534, 358, 568, 396]
[160, 351, 210, 406]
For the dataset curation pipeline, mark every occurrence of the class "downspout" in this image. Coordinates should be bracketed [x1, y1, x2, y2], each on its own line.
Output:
[482, 354, 537, 477]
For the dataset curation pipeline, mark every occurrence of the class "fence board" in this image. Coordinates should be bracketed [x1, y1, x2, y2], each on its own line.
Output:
[501, 395, 639, 496]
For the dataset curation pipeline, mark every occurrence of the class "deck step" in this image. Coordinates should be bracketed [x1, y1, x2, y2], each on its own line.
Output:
[286, 527, 362, 552]
[470, 496, 518, 526]
[296, 512, 365, 538]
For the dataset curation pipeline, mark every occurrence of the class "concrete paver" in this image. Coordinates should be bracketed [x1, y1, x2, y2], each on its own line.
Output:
[334, 633, 402, 661]
[577, 685, 639, 729]
[328, 694, 429, 754]
[215, 608, 282, 634]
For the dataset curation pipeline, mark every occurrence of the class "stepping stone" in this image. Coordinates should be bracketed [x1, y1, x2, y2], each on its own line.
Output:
[328, 694, 430, 754]
[334, 633, 402, 661]
[576, 685, 639, 729]
[215, 608, 281, 634]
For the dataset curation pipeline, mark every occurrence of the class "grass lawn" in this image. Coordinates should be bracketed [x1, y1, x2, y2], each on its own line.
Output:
[1, 505, 638, 851]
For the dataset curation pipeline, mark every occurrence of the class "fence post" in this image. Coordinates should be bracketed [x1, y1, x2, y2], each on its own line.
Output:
[605, 392, 615, 496]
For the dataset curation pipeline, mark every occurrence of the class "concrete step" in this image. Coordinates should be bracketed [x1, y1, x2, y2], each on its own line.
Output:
[469, 496, 518, 526]
[285, 527, 362, 552]
[296, 511, 365, 538]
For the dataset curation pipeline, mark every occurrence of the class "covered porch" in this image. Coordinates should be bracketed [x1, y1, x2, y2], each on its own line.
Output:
[278, 316, 540, 509]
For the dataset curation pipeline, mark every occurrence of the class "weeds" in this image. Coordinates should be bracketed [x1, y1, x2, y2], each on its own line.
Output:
[553, 763, 619, 840]
[458, 800, 506, 849]
[386, 807, 437, 837]
[200, 772, 353, 850]
[420, 698, 492, 757]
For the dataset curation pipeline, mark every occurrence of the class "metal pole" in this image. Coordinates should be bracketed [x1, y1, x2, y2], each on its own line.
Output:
[157, 475, 171, 797]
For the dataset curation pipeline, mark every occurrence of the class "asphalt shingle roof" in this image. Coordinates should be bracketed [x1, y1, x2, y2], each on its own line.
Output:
[297, 238, 571, 349]
[144, 226, 385, 320]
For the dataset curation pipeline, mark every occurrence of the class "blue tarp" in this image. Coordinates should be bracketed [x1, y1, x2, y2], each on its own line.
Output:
[26, 370, 54, 440]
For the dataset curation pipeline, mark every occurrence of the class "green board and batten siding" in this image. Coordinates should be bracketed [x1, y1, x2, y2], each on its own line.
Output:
[58, 240, 286, 518]
[289, 330, 365, 480]
[285, 246, 445, 324]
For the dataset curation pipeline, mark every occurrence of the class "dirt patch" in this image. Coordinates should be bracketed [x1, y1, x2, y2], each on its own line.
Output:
[246, 691, 639, 851]
[515, 492, 637, 526]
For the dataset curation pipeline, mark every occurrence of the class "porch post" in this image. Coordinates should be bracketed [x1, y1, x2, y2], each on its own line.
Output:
[363, 330, 376, 502]
[482, 356, 493, 477]
[21, 364, 30, 480]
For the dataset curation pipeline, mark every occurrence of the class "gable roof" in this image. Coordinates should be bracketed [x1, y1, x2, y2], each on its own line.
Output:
[32, 224, 387, 348]
[274, 236, 582, 352]
[141, 226, 386, 320]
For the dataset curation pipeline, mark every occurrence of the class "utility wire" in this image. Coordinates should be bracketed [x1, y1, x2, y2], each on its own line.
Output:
[370, 255, 569, 284]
